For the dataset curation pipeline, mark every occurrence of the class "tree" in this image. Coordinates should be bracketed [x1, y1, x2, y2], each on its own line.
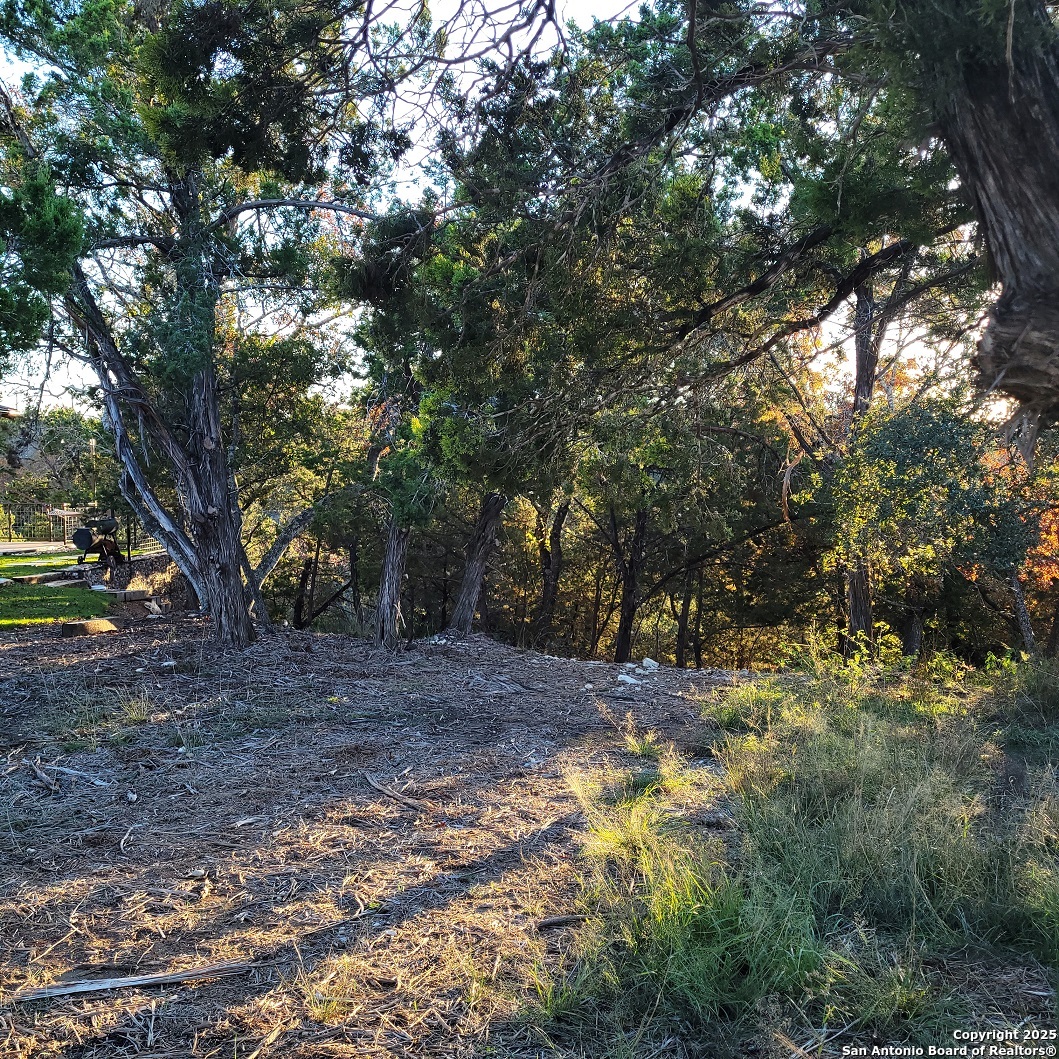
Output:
[829, 400, 1031, 656]
[0, 0, 404, 644]
[0, 0, 562, 647]
[850, 0, 1059, 428]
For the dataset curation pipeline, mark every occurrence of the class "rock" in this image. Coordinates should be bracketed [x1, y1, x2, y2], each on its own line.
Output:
[61, 618, 119, 637]
[44, 579, 91, 589]
[640, 657, 659, 671]
[617, 674, 640, 685]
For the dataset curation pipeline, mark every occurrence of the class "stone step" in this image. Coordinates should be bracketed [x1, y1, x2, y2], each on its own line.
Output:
[12, 569, 86, 585]
[43, 579, 92, 589]
[100, 588, 150, 602]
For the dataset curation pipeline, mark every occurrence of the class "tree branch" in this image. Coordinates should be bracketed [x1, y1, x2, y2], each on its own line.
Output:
[212, 199, 379, 231]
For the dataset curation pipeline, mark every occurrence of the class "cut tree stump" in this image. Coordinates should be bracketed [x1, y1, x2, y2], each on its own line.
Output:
[61, 619, 119, 637]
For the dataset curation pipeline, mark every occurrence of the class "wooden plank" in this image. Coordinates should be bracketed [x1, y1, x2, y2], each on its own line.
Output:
[9, 959, 255, 1003]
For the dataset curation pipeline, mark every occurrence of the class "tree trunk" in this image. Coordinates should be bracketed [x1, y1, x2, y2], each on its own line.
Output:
[375, 520, 410, 651]
[64, 169, 258, 649]
[589, 556, 605, 656]
[613, 508, 648, 664]
[675, 568, 694, 669]
[924, 0, 1059, 422]
[178, 299, 257, 646]
[440, 551, 449, 628]
[448, 492, 506, 637]
[349, 539, 363, 623]
[1011, 573, 1039, 656]
[843, 282, 877, 653]
[532, 499, 569, 645]
[292, 558, 313, 629]
[845, 564, 873, 654]
[901, 607, 924, 660]
[692, 568, 705, 669]
[900, 576, 929, 659]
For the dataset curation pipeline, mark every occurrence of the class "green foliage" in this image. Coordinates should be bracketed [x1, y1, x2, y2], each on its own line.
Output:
[0, 166, 82, 363]
[829, 400, 1030, 580]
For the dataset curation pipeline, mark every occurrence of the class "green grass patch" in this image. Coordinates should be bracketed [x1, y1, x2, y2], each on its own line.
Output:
[538, 664, 1058, 1054]
[0, 549, 83, 578]
[0, 582, 110, 628]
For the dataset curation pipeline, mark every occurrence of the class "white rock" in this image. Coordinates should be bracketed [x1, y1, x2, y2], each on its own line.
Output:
[617, 674, 640, 685]
[640, 657, 659, 671]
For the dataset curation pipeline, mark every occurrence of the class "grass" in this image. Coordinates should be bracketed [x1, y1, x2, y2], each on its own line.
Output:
[0, 545, 162, 580]
[0, 582, 110, 628]
[41, 688, 156, 751]
[295, 953, 364, 1023]
[538, 661, 1059, 1053]
[0, 549, 83, 578]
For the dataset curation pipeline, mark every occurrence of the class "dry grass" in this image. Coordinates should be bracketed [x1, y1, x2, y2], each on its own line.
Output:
[0, 623, 726, 1057]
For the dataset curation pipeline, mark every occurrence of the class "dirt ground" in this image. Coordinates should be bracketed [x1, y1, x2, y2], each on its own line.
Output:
[0, 618, 732, 1058]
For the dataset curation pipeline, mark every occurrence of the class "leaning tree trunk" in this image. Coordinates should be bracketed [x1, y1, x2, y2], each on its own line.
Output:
[612, 508, 648, 664]
[375, 520, 411, 651]
[532, 499, 570, 645]
[448, 492, 507, 637]
[922, 0, 1059, 423]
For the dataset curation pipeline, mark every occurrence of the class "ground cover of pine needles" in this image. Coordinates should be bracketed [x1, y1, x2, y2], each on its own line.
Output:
[539, 657, 1058, 1056]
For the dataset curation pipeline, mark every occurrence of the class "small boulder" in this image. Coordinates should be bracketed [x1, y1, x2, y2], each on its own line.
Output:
[61, 618, 119, 637]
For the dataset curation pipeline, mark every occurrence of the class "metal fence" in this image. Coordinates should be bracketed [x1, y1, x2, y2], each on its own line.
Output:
[0, 503, 70, 543]
[0, 502, 163, 554]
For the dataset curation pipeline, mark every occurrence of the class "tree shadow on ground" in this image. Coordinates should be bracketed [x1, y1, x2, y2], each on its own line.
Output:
[1, 625, 725, 1058]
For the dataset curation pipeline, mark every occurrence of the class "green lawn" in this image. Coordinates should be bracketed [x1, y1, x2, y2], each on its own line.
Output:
[0, 549, 84, 579]
[0, 582, 110, 628]
[0, 545, 163, 580]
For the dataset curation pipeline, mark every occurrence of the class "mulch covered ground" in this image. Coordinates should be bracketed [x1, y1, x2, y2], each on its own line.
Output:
[0, 620, 731, 1058]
